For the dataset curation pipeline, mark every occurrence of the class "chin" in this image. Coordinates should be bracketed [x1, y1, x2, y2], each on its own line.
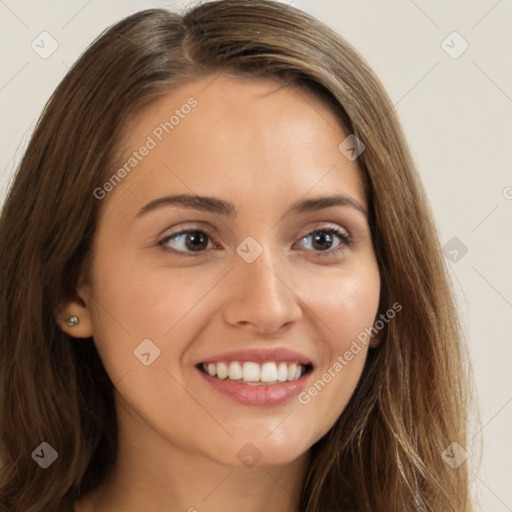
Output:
[205, 434, 312, 470]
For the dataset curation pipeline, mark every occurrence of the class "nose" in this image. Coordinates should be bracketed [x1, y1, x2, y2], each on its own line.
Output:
[221, 244, 303, 334]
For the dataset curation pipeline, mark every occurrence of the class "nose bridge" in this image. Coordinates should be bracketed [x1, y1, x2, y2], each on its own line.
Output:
[235, 237, 287, 300]
[221, 235, 302, 332]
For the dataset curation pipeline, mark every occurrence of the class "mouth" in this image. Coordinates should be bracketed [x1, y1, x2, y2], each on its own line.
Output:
[197, 360, 313, 385]
[195, 349, 314, 406]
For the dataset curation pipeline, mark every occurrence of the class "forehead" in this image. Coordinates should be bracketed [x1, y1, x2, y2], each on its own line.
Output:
[100, 75, 367, 219]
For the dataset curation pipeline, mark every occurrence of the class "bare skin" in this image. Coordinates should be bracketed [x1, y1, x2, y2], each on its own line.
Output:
[66, 75, 381, 512]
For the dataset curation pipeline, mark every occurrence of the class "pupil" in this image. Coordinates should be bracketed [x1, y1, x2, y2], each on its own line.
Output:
[312, 232, 332, 251]
[186, 232, 208, 251]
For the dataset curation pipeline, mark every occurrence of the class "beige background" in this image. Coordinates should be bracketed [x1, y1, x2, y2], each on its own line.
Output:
[1, 0, 511, 509]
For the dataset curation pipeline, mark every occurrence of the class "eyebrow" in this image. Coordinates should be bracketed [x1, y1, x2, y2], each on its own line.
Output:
[136, 193, 368, 218]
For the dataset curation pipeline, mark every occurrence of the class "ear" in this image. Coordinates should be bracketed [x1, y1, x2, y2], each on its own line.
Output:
[57, 275, 94, 339]
[368, 311, 386, 349]
[369, 302, 390, 349]
[369, 333, 381, 348]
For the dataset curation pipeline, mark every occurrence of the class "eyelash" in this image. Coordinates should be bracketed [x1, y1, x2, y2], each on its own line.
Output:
[158, 225, 353, 258]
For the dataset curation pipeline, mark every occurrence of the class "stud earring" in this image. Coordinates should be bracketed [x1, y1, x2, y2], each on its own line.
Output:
[65, 315, 80, 327]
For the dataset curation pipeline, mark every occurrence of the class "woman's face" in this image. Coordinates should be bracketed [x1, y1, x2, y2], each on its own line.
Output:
[71, 76, 380, 468]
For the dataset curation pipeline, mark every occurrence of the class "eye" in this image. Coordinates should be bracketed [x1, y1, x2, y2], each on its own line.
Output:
[158, 225, 352, 257]
[294, 227, 352, 255]
[159, 229, 215, 255]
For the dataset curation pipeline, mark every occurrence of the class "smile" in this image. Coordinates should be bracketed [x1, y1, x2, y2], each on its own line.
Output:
[199, 361, 311, 385]
[195, 348, 314, 406]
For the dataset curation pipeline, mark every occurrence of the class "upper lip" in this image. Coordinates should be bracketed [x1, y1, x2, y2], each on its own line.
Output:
[198, 347, 313, 366]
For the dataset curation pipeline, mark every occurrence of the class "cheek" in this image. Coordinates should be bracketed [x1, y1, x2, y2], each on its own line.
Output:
[88, 247, 222, 344]
[86, 248, 243, 405]
[323, 272, 380, 346]
[301, 255, 381, 349]
[293, 260, 380, 429]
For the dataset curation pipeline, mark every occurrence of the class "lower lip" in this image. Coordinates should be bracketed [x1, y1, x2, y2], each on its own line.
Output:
[196, 367, 310, 407]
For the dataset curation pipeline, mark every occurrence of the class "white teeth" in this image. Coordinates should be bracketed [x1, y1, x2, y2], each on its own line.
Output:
[261, 362, 278, 382]
[217, 362, 228, 379]
[277, 362, 288, 382]
[202, 360, 307, 384]
[228, 361, 243, 380]
[243, 362, 260, 382]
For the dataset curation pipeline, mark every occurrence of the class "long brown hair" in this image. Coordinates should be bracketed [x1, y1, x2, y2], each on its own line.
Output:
[0, 1, 473, 510]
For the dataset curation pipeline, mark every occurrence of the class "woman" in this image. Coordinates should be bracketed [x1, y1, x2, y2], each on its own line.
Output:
[0, 1, 473, 510]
